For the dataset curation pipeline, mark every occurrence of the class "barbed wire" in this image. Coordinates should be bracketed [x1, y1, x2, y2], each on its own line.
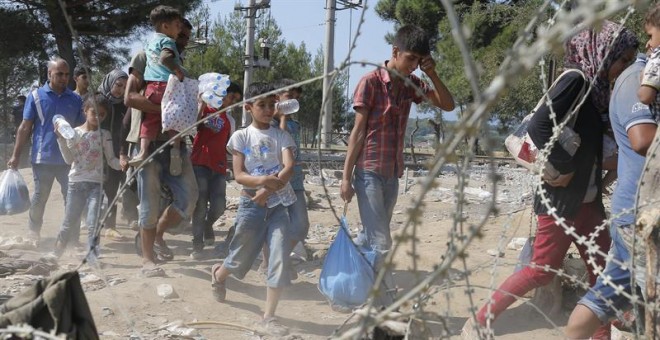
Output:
[18, 0, 654, 339]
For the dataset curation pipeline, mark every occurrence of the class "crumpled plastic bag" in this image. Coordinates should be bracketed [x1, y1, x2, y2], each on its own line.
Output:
[318, 216, 377, 310]
[161, 74, 200, 136]
[0, 169, 30, 215]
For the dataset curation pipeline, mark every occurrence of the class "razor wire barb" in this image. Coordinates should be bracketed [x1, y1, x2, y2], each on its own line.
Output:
[49, 0, 660, 339]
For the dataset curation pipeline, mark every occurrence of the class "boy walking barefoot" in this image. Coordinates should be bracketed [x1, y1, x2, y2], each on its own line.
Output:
[210, 83, 296, 336]
[129, 5, 185, 176]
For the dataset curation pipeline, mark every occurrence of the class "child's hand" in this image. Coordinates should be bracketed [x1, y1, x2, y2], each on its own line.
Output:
[175, 68, 185, 82]
[420, 56, 436, 75]
[119, 154, 129, 171]
[262, 175, 284, 191]
[252, 188, 271, 207]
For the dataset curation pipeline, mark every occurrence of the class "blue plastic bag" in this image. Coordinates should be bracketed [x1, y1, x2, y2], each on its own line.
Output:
[0, 169, 30, 215]
[318, 216, 377, 309]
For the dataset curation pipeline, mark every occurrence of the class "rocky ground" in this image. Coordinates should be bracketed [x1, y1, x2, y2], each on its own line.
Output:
[0, 161, 627, 339]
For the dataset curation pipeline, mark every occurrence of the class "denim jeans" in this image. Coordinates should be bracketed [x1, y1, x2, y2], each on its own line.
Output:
[192, 165, 226, 249]
[137, 144, 197, 229]
[223, 196, 292, 288]
[56, 181, 103, 256]
[288, 190, 310, 242]
[579, 224, 647, 322]
[353, 168, 399, 304]
[29, 164, 71, 233]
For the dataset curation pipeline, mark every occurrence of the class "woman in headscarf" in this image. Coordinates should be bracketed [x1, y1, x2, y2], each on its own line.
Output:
[98, 69, 130, 239]
[464, 22, 638, 338]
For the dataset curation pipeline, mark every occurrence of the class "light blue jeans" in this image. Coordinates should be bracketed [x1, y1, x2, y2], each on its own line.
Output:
[578, 224, 647, 322]
[353, 168, 399, 304]
[288, 190, 310, 242]
[56, 181, 103, 256]
[223, 196, 292, 288]
[137, 144, 197, 229]
[29, 164, 71, 233]
[192, 165, 226, 249]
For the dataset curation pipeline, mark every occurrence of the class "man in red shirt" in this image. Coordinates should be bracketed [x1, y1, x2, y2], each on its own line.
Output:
[340, 25, 454, 304]
[189, 82, 242, 259]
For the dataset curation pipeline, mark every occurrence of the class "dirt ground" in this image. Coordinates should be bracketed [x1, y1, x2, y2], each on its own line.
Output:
[0, 165, 596, 339]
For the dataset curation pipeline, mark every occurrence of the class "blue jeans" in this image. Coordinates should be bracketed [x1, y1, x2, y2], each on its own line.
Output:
[578, 225, 646, 322]
[288, 190, 310, 242]
[353, 169, 399, 304]
[56, 182, 102, 256]
[192, 165, 226, 249]
[224, 196, 292, 288]
[137, 144, 197, 229]
[29, 164, 71, 233]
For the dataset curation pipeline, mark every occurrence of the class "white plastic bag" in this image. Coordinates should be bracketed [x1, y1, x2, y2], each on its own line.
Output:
[0, 169, 30, 215]
[161, 74, 200, 136]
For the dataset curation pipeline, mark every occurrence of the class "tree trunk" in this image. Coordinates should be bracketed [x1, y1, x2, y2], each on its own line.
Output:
[45, 0, 76, 89]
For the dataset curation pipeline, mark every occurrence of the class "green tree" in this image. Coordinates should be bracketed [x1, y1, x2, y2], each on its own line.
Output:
[184, 7, 348, 143]
[2, 0, 202, 86]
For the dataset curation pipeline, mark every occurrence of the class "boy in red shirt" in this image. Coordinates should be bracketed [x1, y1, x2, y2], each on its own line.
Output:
[189, 82, 242, 259]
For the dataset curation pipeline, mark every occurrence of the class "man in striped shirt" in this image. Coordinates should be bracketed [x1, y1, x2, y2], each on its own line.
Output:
[341, 25, 454, 305]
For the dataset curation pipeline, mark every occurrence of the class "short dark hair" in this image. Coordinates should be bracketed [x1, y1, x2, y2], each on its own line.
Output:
[150, 6, 182, 28]
[393, 25, 431, 55]
[645, 3, 660, 28]
[182, 18, 192, 30]
[274, 78, 302, 95]
[245, 82, 274, 102]
[17, 95, 26, 102]
[227, 82, 243, 97]
[83, 93, 112, 114]
[74, 67, 88, 78]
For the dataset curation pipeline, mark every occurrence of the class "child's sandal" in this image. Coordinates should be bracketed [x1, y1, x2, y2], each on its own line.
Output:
[211, 263, 226, 302]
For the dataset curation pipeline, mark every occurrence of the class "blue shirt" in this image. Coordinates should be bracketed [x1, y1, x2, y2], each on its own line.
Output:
[272, 118, 305, 191]
[609, 56, 657, 227]
[144, 33, 180, 82]
[24, 82, 84, 165]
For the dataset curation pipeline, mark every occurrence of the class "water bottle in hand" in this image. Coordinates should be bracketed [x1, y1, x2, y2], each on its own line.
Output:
[52, 114, 75, 139]
[276, 99, 300, 115]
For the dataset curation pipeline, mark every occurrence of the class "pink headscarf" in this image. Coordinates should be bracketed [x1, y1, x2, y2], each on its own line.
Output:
[564, 21, 639, 113]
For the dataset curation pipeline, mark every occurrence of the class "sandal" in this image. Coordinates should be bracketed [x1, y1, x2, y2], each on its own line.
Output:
[257, 317, 289, 336]
[211, 263, 226, 302]
[169, 148, 182, 176]
[154, 242, 174, 261]
[140, 264, 166, 278]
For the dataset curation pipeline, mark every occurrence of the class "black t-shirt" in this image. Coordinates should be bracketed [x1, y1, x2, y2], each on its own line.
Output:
[527, 71, 604, 218]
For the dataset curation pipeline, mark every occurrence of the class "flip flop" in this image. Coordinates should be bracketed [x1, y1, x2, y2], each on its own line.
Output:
[140, 264, 166, 278]
[211, 263, 226, 302]
[154, 242, 174, 261]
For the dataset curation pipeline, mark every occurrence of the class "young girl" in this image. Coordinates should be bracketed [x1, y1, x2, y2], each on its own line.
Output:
[54, 94, 122, 264]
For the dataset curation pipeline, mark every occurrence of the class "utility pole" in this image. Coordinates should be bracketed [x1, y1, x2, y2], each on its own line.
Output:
[321, 0, 336, 148]
[242, 0, 256, 127]
[235, 0, 271, 127]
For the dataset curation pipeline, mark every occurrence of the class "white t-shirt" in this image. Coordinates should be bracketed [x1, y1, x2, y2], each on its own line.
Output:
[227, 125, 297, 207]
[57, 127, 121, 183]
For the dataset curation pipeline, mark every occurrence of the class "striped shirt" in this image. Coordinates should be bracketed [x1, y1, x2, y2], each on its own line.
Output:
[353, 61, 430, 178]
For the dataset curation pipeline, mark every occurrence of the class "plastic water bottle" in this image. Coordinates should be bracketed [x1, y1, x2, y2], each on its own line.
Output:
[200, 82, 228, 97]
[275, 99, 300, 115]
[198, 73, 230, 87]
[52, 114, 75, 139]
[202, 91, 223, 109]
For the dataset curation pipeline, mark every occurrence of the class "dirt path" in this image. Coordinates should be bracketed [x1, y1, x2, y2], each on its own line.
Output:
[0, 167, 577, 339]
